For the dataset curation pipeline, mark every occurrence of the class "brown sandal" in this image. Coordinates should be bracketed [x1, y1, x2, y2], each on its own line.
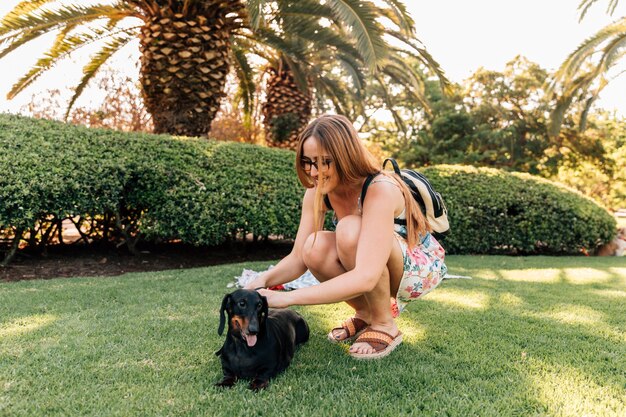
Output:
[327, 317, 369, 343]
[349, 327, 403, 360]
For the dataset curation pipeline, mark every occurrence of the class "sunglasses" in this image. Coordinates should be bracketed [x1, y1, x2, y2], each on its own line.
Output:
[300, 157, 333, 172]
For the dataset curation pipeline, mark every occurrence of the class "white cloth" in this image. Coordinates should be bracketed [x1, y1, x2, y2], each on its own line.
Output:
[230, 265, 321, 290]
[230, 266, 470, 290]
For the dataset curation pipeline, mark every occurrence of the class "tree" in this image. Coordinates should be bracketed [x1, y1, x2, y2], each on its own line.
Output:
[548, 0, 625, 136]
[252, 0, 449, 149]
[0, 0, 247, 136]
[0, 0, 444, 139]
[389, 56, 607, 176]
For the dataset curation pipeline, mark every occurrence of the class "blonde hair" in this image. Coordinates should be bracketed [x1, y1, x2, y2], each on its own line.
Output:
[295, 114, 429, 248]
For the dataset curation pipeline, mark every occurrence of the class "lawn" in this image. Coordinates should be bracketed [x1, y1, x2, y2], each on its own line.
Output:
[1, 256, 624, 416]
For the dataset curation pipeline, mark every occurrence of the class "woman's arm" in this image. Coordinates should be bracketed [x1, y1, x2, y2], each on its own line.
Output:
[259, 182, 401, 307]
[244, 187, 320, 289]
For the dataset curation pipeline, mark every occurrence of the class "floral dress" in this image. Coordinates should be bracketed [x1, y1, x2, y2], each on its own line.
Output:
[393, 224, 447, 314]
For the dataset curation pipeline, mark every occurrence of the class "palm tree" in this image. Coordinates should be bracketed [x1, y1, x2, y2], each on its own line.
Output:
[548, 0, 625, 136]
[1, 0, 444, 139]
[252, 0, 450, 149]
[0, 0, 247, 136]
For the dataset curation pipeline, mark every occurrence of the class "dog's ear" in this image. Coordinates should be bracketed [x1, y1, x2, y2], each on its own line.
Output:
[259, 294, 269, 323]
[218, 294, 231, 336]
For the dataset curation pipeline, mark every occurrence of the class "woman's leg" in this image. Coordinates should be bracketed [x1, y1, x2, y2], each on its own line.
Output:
[302, 229, 371, 336]
[333, 215, 404, 355]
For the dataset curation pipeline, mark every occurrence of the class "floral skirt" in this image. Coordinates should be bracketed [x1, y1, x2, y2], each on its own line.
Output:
[393, 230, 447, 314]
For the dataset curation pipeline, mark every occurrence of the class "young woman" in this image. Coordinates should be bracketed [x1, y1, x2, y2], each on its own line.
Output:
[245, 114, 447, 359]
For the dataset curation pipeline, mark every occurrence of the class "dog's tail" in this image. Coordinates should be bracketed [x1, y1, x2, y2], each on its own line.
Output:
[295, 316, 309, 345]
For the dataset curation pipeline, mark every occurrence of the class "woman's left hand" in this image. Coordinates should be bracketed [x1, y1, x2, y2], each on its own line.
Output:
[257, 289, 293, 308]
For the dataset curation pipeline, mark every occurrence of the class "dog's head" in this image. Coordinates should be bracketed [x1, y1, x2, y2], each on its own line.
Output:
[218, 289, 269, 347]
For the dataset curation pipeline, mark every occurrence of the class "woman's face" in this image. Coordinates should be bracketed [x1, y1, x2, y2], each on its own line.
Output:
[301, 137, 338, 193]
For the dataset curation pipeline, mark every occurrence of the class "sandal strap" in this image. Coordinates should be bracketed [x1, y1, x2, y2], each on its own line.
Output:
[354, 328, 400, 352]
[332, 317, 368, 338]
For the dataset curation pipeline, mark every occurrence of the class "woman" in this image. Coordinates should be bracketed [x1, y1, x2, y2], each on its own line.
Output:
[245, 114, 447, 359]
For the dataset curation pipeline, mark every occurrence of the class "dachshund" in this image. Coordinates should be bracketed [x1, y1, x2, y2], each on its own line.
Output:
[215, 289, 309, 390]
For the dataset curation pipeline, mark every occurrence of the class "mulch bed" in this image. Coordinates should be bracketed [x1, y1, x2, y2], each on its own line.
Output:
[0, 240, 292, 283]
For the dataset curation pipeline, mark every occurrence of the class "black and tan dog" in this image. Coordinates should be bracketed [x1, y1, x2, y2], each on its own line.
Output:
[215, 289, 309, 390]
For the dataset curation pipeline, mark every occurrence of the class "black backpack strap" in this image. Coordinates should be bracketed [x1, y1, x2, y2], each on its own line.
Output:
[323, 194, 333, 211]
[360, 172, 381, 206]
[361, 158, 401, 204]
[382, 158, 402, 176]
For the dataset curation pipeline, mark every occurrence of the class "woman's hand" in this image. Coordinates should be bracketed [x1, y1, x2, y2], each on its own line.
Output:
[244, 274, 267, 290]
[257, 289, 293, 308]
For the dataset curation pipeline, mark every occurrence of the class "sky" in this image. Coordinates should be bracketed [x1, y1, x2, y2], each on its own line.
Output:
[0, 0, 624, 116]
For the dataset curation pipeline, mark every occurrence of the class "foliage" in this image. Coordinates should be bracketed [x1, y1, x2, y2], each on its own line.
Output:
[548, 0, 625, 134]
[368, 56, 624, 212]
[21, 66, 153, 132]
[0, 114, 616, 264]
[0, 113, 301, 264]
[268, 112, 301, 144]
[388, 56, 608, 176]
[553, 113, 626, 210]
[423, 165, 616, 255]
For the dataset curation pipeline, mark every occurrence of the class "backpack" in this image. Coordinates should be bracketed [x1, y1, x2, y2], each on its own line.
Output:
[361, 159, 450, 240]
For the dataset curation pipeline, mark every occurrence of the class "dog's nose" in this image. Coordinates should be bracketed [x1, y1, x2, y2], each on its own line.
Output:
[248, 320, 259, 335]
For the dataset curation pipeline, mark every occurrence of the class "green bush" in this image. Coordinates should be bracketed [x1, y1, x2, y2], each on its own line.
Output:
[0, 114, 301, 262]
[0, 114, 616, 264]
[422, 165, 616, 254]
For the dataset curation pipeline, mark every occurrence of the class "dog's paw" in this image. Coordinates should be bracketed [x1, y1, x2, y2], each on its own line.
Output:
[249, 379, 269, 391]
[215, 376, 237, 388]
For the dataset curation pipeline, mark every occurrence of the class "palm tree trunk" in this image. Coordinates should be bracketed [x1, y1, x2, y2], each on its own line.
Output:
[139, 4, 243, 137]
[262, 62, 312, 150]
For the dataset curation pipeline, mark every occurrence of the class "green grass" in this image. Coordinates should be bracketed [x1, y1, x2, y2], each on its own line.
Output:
[1, 256, 625, 416]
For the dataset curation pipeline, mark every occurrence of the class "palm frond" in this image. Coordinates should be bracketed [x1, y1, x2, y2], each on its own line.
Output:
[336, 53, 365, 93]
[231, 45, 256, 119]
[277, 0, 335, 21]
[380, 56, 430, 113]
[554, 18, 626, 80]
[6, 24, 136, 99]
[328, 0, 388, 71]
[246, 0, 265, 29]
[578, 0, 620, 21]
[384, 29, 451, 93]
[65, 34, 134, 119]
[374, 74, 406, 133]
[379, 0, 415, 35]
[0, 3, 134, 38]
[281, 54, 310, 94]
[251, 27, 309, 63]
[313, 76, 353, 114]
[1, 0, 56, 19]
[281, 21, 361, 61]
[0, 28, 48, 60]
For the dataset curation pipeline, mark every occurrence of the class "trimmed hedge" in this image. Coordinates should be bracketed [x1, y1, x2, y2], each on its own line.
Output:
[0, 114, 301, 264]
[0, 114, 616, 264]
[422, 165, 616, 255]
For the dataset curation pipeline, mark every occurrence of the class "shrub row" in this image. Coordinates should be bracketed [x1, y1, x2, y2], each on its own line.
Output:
[0, 114, 616, 265]
[422, 165, 616, 255]
[0, 114, 301, 264]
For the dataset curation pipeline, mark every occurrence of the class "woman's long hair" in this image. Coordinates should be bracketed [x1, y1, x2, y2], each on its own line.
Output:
[295, 114, 429, 248]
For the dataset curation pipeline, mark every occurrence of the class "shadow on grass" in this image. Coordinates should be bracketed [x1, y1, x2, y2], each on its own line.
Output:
[0, 259, 624, 415]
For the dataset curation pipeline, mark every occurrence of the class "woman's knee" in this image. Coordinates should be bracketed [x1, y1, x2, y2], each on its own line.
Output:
[335, 215, 361, 264]
[302, 232, 335, 269]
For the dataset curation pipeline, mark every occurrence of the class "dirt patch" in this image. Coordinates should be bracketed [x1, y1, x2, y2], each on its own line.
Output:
[0, 241, 292, 282]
